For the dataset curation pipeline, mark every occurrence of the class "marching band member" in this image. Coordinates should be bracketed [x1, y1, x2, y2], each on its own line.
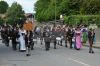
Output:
[44, 32, 51, 51]
[11, 26, 18, 50]
[67, 26, 74, 49]
[25, 31, 33, 56]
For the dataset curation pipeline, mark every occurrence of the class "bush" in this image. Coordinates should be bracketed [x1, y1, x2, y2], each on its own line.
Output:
[64, 15, 100, 27]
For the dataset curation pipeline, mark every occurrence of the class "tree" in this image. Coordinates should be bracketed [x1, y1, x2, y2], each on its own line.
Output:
[6, 2, 25, 25]
[0, 17, 4, 25]
[34, 0, 100, 22]
[0, 1, 8, 14]
[80, 0, 100, 15]
[35, 0, 50, 22]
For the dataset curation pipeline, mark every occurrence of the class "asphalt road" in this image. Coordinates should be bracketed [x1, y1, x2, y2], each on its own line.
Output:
[0, 40, 100, 66]
[0, 28, 100, 66]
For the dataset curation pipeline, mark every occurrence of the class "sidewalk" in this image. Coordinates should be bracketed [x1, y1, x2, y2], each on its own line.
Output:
[84, 42, 100, 49]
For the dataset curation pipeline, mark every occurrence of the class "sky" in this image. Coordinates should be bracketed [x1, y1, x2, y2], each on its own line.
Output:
[4, 0, 37, 13]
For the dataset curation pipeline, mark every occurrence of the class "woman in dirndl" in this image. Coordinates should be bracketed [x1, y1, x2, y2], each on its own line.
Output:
[74, 26, 82, 50]
[81, 27, 88, 44]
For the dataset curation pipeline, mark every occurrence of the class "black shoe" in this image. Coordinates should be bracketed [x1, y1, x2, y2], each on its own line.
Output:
[70, 47, 73, 49]
[6, 44, 9, 47]
[20, 50, 26, 52]
[65, 45, 67, 47]
[54, 47, 56, 49]
[76, 48, 80, 50]
[13, 48, 17, 51]
[41, 43, 42, 45]
[31, 48, 34, 50]
[60, 44, 63, 46]
[26, 54, 30, 56]
[46, 49, 49, 51]
[92, 51, 94, 54]
[89, 51, 91, 53]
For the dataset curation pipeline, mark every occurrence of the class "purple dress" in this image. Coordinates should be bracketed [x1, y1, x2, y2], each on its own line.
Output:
[75, 30, 82, 49]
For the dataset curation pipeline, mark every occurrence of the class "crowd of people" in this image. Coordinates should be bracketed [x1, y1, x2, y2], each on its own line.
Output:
[0, 22, 96, 56]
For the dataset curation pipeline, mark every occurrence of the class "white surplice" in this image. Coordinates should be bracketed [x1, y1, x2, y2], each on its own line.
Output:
[19, 29, 26, 51]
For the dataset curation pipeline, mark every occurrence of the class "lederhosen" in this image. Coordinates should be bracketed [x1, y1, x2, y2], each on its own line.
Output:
[25, 31, 34, 50]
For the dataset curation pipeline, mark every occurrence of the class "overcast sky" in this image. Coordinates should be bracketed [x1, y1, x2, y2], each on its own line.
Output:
[4, 0, 37, 13]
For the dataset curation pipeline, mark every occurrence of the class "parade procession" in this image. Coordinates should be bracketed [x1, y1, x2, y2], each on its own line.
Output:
[1, 0, 100, 66]
[0, 20, 96, 56]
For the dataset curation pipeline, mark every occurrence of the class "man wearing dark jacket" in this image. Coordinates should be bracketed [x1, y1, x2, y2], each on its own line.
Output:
[44, 32, 51, 51]
[67, 28, 74, 49]
[11, 27, 18, 50]
[88, 28, 94, 53]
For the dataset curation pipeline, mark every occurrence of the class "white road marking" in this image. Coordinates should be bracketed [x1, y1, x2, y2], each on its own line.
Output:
[68, 58, 91, 66]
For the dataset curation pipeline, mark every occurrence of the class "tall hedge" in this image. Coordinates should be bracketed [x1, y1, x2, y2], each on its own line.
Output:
[64, 15, 100, 26]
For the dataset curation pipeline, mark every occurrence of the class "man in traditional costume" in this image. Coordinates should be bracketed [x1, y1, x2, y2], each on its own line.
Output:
[11, 26, 18, 50]
[56, 26, 62, 46]
[64, 25, 69, 47]
[67, 26, 74, 49]
[44, 32, 51, 51]
[25, 31, 34, 56]
[51, 25, 57, 49]
[88, 28, 94, 53]
[4, 26, 10, 47]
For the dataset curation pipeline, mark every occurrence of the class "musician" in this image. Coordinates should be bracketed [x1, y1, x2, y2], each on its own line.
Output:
[25, 31, 34, 56]
[67, 26, 74, 49]
[4, 26, 10, 47]
[51, 26, 57, 49]
[44, 32, 51, 51]
[25, 31, 34, 50]
[11, 27, 17, 50]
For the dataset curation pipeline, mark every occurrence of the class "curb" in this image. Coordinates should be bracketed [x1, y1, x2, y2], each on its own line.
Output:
[84, 45, 100, 49]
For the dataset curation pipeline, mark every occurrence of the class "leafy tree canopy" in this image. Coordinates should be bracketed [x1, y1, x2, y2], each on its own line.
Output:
[0, 1, 8, 14]
[35, 0, 100, 22]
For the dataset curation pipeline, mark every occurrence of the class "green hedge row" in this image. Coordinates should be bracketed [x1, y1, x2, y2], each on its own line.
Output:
[64, 15, 100, 27]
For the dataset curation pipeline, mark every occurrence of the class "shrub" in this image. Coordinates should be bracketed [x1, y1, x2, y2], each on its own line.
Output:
[64, 15, 100, 27]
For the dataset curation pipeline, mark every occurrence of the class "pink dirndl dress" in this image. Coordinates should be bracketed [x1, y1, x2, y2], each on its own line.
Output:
[75, 30, 82, 50]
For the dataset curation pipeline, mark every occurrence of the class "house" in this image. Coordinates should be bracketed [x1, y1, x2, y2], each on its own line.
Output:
[25, 13, 34, 22]
[0, 14, 6, 18]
